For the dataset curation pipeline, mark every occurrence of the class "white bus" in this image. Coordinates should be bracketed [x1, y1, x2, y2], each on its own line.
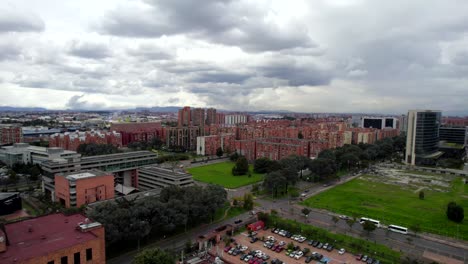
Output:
[359, 217, 381, 228]
[388, 224, 408, 234]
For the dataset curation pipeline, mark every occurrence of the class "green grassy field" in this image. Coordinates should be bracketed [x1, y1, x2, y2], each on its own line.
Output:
[302, 174, 468, 240]
[188, 161, 264, 188]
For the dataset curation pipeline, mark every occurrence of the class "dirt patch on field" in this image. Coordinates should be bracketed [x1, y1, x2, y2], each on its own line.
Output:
[361, 166, 455, 192]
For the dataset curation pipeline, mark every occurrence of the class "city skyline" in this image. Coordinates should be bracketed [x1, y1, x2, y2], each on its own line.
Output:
[0, 1, 468, 114]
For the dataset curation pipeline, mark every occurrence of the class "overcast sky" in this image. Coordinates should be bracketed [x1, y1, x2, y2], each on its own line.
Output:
[0, 0, 467, 114]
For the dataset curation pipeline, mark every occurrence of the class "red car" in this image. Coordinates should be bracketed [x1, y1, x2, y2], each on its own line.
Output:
[275, 246, 284, 253]
[224, 246, 231, 252]
[356, 254, 363, 260]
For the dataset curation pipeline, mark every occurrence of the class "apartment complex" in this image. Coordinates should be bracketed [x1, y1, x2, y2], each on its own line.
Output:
[138, 165, 194, 190]
[0, 124, 22, 146]
[0, 213, 105, 264]
[49, 130, 122, 151]
[405, 110, 442, 165]
[55, 170, 114, 208]
[110, 122, 165, 146]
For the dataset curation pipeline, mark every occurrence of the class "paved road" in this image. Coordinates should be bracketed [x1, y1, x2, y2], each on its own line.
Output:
[107, 211, 256, 264]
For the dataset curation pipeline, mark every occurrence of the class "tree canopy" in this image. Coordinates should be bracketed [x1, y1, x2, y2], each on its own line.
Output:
[446, 202, 464, 223]
[232, 156, 249, 176]
[133, 248, 175, 264]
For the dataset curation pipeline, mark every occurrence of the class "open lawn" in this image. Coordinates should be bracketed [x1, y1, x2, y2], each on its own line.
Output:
[188, 161, 264, 188]
[302, 174, 468, 240]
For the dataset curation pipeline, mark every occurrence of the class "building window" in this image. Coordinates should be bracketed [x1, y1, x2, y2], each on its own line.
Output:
[61, 256, 68, 264]
[74, 252, 81, 264]
[47, 261, 54, 264]
[86, 248, 93, 261]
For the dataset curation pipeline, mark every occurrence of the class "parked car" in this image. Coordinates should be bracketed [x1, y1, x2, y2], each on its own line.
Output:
[356, 254, 363, 260]
[326, 245, 333, 252]
[338, 248, 346, 255]
[305, 255, 314, 263]
[235, 219, 243, 224]
[250, 237, 258, 243]
[294, 251, 304, 259]
[224, 246, 231, 252]
[312, 241, 320, 247]
[339, 215, 350, 220]
[367, 257, 374, 264]
[362, 255, 368, 262]
[373, 260, 380, 264]
[297, 236, 307, 243]
[317, 242, 323, 249]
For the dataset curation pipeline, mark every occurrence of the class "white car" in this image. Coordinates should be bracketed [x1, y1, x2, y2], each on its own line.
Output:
[279, 241, 286, 246]
[338, 248, 346, 255]
[294, 251, 304, 259]
[297, 236, 307, 243]
[267, 236, 275, 242]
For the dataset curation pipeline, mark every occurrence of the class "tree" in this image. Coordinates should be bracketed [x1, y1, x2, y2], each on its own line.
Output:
[301, 208, 310, 217]
[29, 166, 41, 181]
[254, 157, 274, 173]
[418, 190, 425, 200]
[229, 152, 239, 162]
[308, 158, 337, 182]
[133, 248, 175, 264]
[232, 156, 249, 176]
[262, 171, 287, 197]
[243, 193, 254, 210]
[362, 220, 376, 235]
[216, 147, 224, 157]
[446, 202, 464, 223]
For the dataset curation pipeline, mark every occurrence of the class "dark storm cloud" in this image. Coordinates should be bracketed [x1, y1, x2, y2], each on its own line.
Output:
[0, 8, 44, 33]
[68, 41, 111, 59]
[98, 0, 315, 52]
[258, 60, 332, 87]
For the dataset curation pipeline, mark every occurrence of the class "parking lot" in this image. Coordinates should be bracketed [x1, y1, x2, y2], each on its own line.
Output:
[216, 228, 378, 264]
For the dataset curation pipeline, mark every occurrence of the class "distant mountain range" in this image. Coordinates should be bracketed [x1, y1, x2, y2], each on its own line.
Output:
[0, 106, 466, 116]
[0, 106, 48, 112]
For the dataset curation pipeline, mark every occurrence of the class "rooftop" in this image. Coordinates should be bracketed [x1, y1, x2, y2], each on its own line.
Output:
[60, 169, 110, 180]
[0, 213, 99, 263]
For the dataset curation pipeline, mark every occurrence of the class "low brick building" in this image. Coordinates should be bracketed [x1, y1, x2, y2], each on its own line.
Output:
[55, 170, 114, 208]
[0, 213, 105, 264]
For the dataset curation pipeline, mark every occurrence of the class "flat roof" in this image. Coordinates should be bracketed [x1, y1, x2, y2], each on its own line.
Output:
[0, 192, 19, 200]
[60, 169, 109, 180]
[0, 213, 98, 263]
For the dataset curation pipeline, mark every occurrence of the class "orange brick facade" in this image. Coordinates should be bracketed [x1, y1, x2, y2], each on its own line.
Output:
[55, 171, 115, 208]
[50, 130, 122, 151]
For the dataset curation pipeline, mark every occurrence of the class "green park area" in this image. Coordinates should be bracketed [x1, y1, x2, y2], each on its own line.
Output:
[188, 161, 264, 188]
[302, 172, 468, 240]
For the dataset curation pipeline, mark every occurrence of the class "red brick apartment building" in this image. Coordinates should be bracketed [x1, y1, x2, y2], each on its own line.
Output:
[0, 124, 22, 146]
[0, 213, 105, 264]
[55, 170, 114, 208]
[49, 130, 122, 151]
[110, 122, 165, 146]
